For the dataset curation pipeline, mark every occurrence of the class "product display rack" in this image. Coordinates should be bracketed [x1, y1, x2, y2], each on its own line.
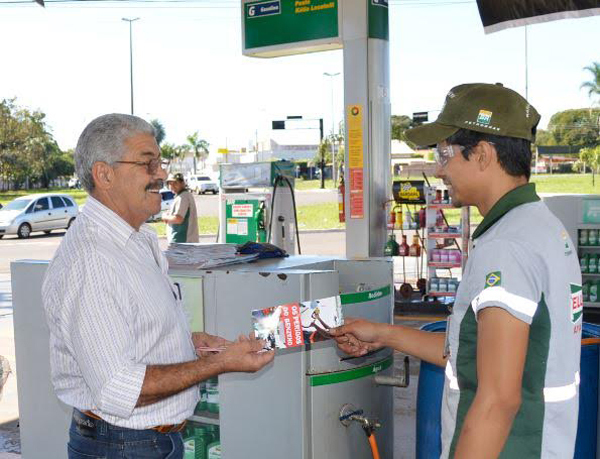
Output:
[579, 225, 600, 309]
[424, 186, 470, 300]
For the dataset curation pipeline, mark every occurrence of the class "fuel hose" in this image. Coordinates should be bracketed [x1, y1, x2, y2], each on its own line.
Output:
[368, 432, 381, 459]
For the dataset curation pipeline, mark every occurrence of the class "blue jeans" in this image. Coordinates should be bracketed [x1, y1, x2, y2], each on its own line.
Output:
[68, 409, 184, 459]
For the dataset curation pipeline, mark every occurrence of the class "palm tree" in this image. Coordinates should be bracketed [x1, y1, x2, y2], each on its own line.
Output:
[580, 62, 600, 104]
[150, 119, 166, 146]
[186, 131, 210, 174]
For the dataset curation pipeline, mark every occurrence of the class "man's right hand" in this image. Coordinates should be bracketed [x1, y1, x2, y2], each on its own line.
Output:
[329, 317, 386, 357]
[216, 335, 274, 374]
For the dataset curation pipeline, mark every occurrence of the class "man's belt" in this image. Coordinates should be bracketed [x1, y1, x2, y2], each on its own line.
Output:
[82, 410, 187, 434]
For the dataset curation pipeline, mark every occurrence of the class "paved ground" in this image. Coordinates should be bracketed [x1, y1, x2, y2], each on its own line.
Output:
[0, 228, 443, 458]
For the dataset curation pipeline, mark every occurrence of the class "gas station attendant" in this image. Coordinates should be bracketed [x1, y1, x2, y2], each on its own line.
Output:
[42, 114, 274, 459]
[332, 83, 583, 458]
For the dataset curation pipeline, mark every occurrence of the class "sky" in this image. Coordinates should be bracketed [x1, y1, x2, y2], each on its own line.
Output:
[0, 0, 598, 152]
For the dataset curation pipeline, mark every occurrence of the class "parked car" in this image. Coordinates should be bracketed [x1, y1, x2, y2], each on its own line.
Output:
[0, 193, 79, 239]
[68, 177, 81, 189]
[148, 189, 175, 222]
[187, 175, 219, 195]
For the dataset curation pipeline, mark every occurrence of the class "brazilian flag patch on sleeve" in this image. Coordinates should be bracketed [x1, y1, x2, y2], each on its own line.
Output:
[485, 271, 502, 289]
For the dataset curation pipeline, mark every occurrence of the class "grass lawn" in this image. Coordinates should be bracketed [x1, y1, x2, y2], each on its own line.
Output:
[294, 178, 336, 190]
[0, 188, 88, 206]
[530, 173, 599, 195]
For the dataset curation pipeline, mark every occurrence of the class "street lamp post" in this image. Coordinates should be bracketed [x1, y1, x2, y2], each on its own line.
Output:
[122, 17, 140, 115]
[324, 72, 340, 185]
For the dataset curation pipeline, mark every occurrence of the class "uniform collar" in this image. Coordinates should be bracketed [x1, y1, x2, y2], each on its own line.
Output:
[472, 183, 540, 240]
[84, 196, 155, 248]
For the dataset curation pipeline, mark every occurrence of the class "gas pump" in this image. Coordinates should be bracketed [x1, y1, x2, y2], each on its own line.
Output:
[219, 161, 299, 254]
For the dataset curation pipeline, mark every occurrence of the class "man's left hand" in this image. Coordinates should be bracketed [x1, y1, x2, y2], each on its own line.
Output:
[192, 332, 231, 356]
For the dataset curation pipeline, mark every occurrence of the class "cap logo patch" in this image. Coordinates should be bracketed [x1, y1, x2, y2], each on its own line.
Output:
[485, 271, 501, 289]
[477, 110, 493, 125]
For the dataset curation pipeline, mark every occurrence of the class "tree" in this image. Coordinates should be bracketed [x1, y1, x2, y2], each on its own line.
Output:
[579, 146, 600, 186]
[580, 62, 600, 104]
[0, 98, 67, 190]
[186, 131, 210, 174]
[150, 119, 166, 146]
[160, 142, 178, 162]
[533, 129, 555, 146]
[547, 108, 600, 148]
[391, 115, 418, 148]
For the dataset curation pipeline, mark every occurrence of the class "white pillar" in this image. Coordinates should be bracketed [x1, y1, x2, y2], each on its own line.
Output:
[342, 0, 391, 258]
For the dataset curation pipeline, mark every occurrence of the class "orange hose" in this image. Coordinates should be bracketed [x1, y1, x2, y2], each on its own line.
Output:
[368, 433, 381, 459]
[582, 338, 600, 346]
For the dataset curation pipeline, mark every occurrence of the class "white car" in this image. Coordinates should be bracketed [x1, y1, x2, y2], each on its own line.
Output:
[188, 175, 219, 195]
[148, 189, 175, 222]
[0, 193, 79, 239]
[68, 177, 81, 189]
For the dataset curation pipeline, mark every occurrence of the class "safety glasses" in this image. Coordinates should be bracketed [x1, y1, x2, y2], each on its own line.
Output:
[433, 144, 466, 167]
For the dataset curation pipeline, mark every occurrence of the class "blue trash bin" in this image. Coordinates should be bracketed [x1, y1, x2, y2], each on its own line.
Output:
[416, 321, 446, 459]
[415, 321, 600, 459]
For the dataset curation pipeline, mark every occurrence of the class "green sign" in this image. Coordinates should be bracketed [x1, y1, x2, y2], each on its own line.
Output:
[583, 199, 600, 224]
[243, 0, 340, 56]
[309, 355, 393, 386]
[369, 0, 389, 40]
[340, 285, 391, 305]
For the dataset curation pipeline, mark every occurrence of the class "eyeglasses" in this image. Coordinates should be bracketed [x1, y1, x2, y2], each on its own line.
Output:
[114, 158, 170, 175]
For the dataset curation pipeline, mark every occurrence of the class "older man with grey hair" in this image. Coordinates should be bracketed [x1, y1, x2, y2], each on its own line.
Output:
[42, 114, 274, 459]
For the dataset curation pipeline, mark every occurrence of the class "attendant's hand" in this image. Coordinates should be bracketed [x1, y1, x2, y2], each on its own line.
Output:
[329, 317, 386, 357]
[216, 333, 274, 373]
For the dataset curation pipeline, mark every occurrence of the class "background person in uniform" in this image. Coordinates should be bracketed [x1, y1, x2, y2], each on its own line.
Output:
[42, 113, 274, 459]
[331, 83, 582, 458]
[162, 172, 199, 243]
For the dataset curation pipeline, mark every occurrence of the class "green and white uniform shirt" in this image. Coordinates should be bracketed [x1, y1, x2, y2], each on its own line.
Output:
[441, 183, 583, 458]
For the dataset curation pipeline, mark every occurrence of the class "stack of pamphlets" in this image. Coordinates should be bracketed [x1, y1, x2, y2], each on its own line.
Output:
[165, 243, 259, 269]
[251, 295, 343, 350]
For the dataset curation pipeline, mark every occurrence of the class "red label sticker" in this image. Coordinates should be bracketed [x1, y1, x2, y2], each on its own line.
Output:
[280, 303, 304, 347]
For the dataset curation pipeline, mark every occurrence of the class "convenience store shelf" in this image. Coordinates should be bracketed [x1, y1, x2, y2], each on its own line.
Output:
[579, 245, 600, 249]
[427, 233, 461, 239]
[428, 262, 462, 269]
[189, 411, 220, 425]
[427, 203, 454, 209]
[584, 302, 600, 309]
[428, 291, 456, 297]
[583, 273, 600, 277]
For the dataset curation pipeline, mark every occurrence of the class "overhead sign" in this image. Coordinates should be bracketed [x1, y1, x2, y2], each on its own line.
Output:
[218, 148, 229, 154]
[476, 0, 600, 34]
[242, 0, 342, 57]
[246, 1, 281, 18]
[413, 112, 428, 123]
[369, 0, 389, 40]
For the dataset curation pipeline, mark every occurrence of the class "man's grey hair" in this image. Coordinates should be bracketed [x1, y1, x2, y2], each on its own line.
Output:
[75, 114, 155, 193]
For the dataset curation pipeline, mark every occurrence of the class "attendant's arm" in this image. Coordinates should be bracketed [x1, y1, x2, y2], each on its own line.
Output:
[330, 318, 447, 367]
[162, 195, 186, 224]
[453, 307, 529, 459]
[162, 213, 184, 224]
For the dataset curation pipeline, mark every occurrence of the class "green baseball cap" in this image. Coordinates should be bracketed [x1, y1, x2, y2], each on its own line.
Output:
[405, 83, 541, 146]
[166, 172, 184, 183]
